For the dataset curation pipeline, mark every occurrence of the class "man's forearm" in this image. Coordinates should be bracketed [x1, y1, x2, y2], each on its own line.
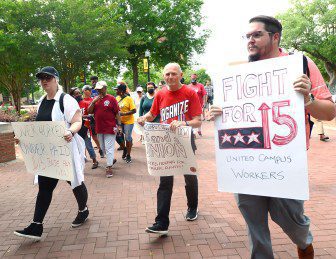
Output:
[143, 111, 156, 122]
[186, 116, 202, 128]
[306, 99, 336, 121]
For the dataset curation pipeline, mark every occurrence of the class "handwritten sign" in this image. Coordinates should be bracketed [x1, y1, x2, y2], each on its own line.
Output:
[214, 54, 309, 200]
[144, 122, 197, 176]
[12, 121, 74, 181]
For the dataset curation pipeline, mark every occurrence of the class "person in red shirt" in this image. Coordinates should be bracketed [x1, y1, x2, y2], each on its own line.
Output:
[88, 81, 121, 178]
[70, 87, 99, 169]
[188, 73, 206, 136]
[82, 85, 103, 158]
[209, 15, 336, 259]
[138, 63, 202, 235]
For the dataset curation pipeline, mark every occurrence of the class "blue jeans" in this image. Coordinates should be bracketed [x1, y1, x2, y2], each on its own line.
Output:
[84, 136, 96, 159]
[121, 123, 134, 142]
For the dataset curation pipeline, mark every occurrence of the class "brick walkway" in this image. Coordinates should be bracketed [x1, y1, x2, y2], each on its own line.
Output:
[0, 121, 336, 258]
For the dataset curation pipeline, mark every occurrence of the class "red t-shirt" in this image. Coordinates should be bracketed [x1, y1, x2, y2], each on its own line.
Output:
[188, 82, 206, 106]
[93, 94, 120, 134]
[150, 85, 202, 124]
[79, 97, 93, 128]
[278, 49, 333, 149]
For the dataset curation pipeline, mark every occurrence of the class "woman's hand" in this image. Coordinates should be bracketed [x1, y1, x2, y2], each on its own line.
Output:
[63, 130, 73, 142]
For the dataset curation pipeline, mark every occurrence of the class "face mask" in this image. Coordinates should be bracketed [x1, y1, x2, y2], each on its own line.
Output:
[75, 96, 82, 103]
[148, 89, 155, 94]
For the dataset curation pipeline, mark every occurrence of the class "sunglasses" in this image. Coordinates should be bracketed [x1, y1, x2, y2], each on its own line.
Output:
[37, 74, 54, 82]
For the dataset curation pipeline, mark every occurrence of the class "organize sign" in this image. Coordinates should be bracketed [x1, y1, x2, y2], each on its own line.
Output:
[214, 54, 309, 200]
[12, 121, 74, 181]
[144, 122, 197, 176]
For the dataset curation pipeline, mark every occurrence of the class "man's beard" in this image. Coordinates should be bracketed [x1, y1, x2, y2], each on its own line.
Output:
[248, 53, 261, 62]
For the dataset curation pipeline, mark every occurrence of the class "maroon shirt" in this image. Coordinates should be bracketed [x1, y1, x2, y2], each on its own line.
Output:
[93, 94, 120, 134]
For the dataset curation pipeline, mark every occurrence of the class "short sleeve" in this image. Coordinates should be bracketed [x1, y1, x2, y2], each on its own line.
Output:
[189, 91, 202, 117]
[63, 94, 80, 123]
[308, 58, 332, 100]
[150, 94, 160, 116]
[201, 84, 207, 96]
[128, 97, 136, 110]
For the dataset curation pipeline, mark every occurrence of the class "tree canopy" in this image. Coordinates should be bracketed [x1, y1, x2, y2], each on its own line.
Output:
[0, 0, 209, 112]
[277, 0, 336, 91]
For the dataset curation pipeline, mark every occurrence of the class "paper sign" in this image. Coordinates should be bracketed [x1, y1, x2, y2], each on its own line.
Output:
[214, 54, 309, 200]
[12, 121, 74, 181]
[144, 122, 197, 176]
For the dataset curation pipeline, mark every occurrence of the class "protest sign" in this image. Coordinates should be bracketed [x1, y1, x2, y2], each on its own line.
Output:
[12, 121, 74, 181]
[144, 122, 197, 176]
[214, 54, 309, 200]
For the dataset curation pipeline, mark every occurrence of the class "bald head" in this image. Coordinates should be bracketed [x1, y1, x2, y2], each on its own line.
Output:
[163, 63, 183, 91]
[163, 63, 182, 74]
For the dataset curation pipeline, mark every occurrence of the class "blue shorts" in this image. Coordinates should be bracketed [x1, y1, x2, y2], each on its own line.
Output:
[121, 123, 134, 142]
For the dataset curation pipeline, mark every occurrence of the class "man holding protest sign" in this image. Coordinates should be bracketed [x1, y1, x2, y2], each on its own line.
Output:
[138, 63, 202, 235]
[209, 16, 335, 259]
[14, 66, 89, 241]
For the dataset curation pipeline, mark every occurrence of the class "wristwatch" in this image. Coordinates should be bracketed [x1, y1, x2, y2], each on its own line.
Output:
[304, 94, 315, 107]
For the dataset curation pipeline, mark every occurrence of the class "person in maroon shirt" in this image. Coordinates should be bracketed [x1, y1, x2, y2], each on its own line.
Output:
[88, 81, 121, 178]
[188, 73, 206, 136]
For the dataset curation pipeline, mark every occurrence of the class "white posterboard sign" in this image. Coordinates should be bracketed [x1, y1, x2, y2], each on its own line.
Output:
[214, 54, 309, 200]
[144, 122, 198, 176]
[12, 121, 74, 181]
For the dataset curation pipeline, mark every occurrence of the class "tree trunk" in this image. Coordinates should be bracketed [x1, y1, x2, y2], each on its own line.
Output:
[131, 58, 139, 90]
[325, 61, 336, 93]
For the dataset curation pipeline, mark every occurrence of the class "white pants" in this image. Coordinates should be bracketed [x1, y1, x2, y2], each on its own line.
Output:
[97, 134, 116, 166]
[316, 120, 325, 135]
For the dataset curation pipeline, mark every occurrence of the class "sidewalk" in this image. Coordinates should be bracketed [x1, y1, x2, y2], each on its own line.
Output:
[0, 121, 336, 258]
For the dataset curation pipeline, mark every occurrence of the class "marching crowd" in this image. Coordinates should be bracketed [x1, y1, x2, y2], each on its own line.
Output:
[12, 15, 336, 259]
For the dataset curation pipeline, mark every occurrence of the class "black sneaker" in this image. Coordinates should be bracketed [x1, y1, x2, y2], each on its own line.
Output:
[186, 208, 198, 221]
[72, 207, 89, 228]
[122, 148, 127, 160]
[145, 223, 168, 235]
[126, 155, 132, 163]
[14, 222, 43, 241]
[99, 149, 104, 158]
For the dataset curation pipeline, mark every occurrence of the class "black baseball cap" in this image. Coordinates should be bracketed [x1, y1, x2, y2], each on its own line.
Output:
[114, 83, 127, 92]
[36, 66, 59, 78]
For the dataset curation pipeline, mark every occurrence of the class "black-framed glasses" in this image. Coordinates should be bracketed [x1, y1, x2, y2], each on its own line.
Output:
[37, 74, 54, 82]
[242, 31, 273, 40]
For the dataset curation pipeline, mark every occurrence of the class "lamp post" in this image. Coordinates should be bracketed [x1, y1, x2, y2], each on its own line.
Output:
[145, 49, 150, 82]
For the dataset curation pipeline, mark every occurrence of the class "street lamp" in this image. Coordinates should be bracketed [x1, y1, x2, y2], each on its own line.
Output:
[145, 49, 150, 82]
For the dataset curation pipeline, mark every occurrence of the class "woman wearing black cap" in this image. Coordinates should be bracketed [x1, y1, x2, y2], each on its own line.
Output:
[14, 66, 89, 241]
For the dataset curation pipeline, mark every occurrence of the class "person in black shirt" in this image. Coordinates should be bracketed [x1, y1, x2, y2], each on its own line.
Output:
[14, 67, 89, 241]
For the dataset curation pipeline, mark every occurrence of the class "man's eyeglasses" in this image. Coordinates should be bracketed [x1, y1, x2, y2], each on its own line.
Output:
[242, 31, 273, 40]
[37, 74, 54, 82]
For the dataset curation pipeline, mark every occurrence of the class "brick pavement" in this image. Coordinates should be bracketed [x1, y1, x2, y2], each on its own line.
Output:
[0, 121, 336, 258]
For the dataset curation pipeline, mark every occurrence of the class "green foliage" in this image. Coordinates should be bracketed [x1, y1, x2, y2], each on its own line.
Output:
[277, 0, 336, 89]
[114, 0, 210, 86]
[0, 0, 210, 111]
[183, 68, 211, 85]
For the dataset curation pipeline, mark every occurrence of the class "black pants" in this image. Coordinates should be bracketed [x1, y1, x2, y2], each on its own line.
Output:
[155, 134, 198, 228]
[33, 175, 88, 223]
[155, 174, 198, 228]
